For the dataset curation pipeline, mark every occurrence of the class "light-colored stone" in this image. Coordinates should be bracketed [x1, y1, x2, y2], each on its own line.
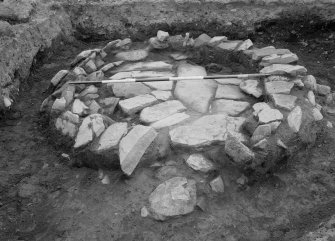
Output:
[258, 108, 283, 124]
[100, 63, 114, 72]
[119, 94, 158, 115]
[118, 61, 173, 72]
[211, 99, 250, 116]
[254, 139, 268, 150]
[316, 84, 331, 96]
[115, 49, 149, 61]
[149, 177, 196, 221]
[240, 79, 263, 98]
[186, 154, 214, 173]
[119, 125, 157, 175]
[236, 39, 253, 51]
[265, 81, 294, 95]
[52, 97, 66, 112]
[303, 75, 317, 90]
[115, 38, 132, 49]
[95, 122, 128, 152]
[79, 85, 98, 98]
[215, 78, 242, 85]
[271, 94, 297, 111]
[72, 99, 89, 116]
[62, 111, 80, 124]
[170, 114, 246, 148]
[112, 82, 152, 98]
[151, 112, 190, 129]
[55, 117, 78, 138]
[89, 100, 101, 114]
[260, 53, 298, 66]
[170, 53, 188, 60]
[175, 62, 216, 113]
[260, 64, 307, 76]
[327, 121, 333, 128]
[140, 100, 187, 124]
[252, 102, 271, 116]
[83, 59, 97, 74]
[251, 124, 272, 143]
[151, 90, 172, 101]
[61, 85, 75, 106]
[149, 37, 169, 49]
[277, 139, 288, 149]
[87, 70, 104, 82]
[249, 47, 291, 61]
[293, 78, 304, 88]
[50, 70, 69, 86]
[217, 40, 243, 51]
[157, 30, 169, 42]
[287, 106, 302, 133]
[208, 36, 228, 46]
[141, 207, 149, 218]
[194, 33, 211, 47]
[143, 80, 174, 90]
[307, 91, 316, 106]
[99, 97, 119, 115]
[312, 108, 323, 121]
[225, 133, 254, 165]
[215, 84, 247, 100]
[210, 176, 224, 193]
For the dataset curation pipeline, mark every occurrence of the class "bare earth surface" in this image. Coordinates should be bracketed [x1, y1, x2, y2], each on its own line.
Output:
[1, 21, 335, 240]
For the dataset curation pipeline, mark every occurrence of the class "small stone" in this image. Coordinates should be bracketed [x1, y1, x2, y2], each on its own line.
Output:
[95, 56, 105, 69]
[217, 40, 243, 51]
[119, 94, 158, 115]
[115, 38, 132, 50]
[287, 106, 302, 133]
[312, 108, 323, 121]
[235, 39, 253, 51]
[50, 70, 69, 86]
[252, 102, 271, 116]
[208, 36, 228, 46]
[149, 37, 170, 49]
[55, 117, 78, 138]
[149, 177, 197, 220]
[215, 78, 242, 85]
[327, 121, 333, 128]
[293, 78, 304, 88]
[186, 154, 214, 173]
[277, 139, 288, 149]
[72, 99, 89, 116]
[194, 33, 211, 47]
[258, 108, 283, 124]
[112, 82, 151, 98]
[61, 85, 75, 106]
[95, 122, 128, 152]
[141, 207, 149, 217]
[210, 176, 224, 193]
[271, 94, 297, 111]
[140, 100, 187, 124]
[151, 91, 172, 101]
[170, 53, 188, 60]
[253, 139, 268, 150]
[89, 100, 101, 114]
[87, 70, 104, 82]
[240, 79, 263, 98]
[326, 93, 333, 105]
[215, 85, 247, 100]
[211, 99, 250, 116]
[3, 96, 12, 108]
[225, 133, 254, 165]
[119, 125, 157, 175]
[307, 91, 316, 106]
[265, 81, 294, 95]
[325, 106, 335, 115]
[236, 175, 248, 185]
[251, 124, 272, 143]
[316, 84, 331, 96]
[83, 59, 97, 74]
[260, 53, 298, 66]
[100, 63, 115, 72]
[303, 75, 317, 90]
[52, 97, 66, 112]
[101, 175, 110, 185]
[99, 97, 119, 115]
[270, 121, 281, 132]
[260, 64, 307, 76]
[151, 112, 190, 129]
[115, 49, 149, 61]
[157, 30, 169, 42]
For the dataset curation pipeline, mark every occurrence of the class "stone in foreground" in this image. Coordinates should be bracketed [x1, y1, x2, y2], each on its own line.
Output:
[119, 94, 158, 115]
[119, 125, 157, 175]
[240, 79, 263, 98]
[140, 100, 186, 124]
[95, 123, 128, 152]
[287, 106, 302, 133]
[215, 84, 247, 100]
[149, 177, 197, 221]
[225, 133, 254, 166]
[271, 94, 297, 111]
[260, 64, 307, 76]
[211, 99, 250, 116]
[186, 154, 214, 173]
[174, 62, 216, 113]
[258, 108, 283, 124]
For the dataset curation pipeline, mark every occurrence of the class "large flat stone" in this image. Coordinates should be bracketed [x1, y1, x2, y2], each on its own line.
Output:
[149, 177, 197, 221]
[271, 94, 297, 111]
[260, 64, 307, 76]
[260, 53, 298, 66]
[248, 47, 291, 61]
[169, 114, 246, 148]
[140, 100, 187, 124]
[151, 112, 190, 129]
[215, 85, 247, 100]
[265, 81, 294, 94]
[211, 99, 250, 116]
[174, 62, 216, 113]
[151, 90, 172, 101]
[115, 49, 149, 61]
[112, 82, 152, 98]
[95, 122, 128, 152]
[258, 108, 283, 124]
[119, 94, 158, 115]
[119, 125, 158, 175]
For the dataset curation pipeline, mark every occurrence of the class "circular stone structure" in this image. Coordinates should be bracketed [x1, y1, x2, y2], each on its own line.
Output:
[41, 31, 328, 218]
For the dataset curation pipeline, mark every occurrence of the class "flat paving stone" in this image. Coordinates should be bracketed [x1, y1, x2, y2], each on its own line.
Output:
[140, 100, 187, 124]
[215, 85, 247, 100]
[260, 64, 307, 76]
[211, 99, 250, 116]
[217, 40, 243, 51]
[271, 94, 297, 111]
[119, 94, 158, 115]
[151, 112, 190, 129]
[265, 81, 294, 95]
[112, 82, 152, 98]
[248, 47, 291, 61]
[118, 61, 173, 72]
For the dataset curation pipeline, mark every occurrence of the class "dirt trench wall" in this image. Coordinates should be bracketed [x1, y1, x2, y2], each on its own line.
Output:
[1, 0, 335, 112]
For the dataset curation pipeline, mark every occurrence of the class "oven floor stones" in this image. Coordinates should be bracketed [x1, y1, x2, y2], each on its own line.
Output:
[43, 31, 328, 221]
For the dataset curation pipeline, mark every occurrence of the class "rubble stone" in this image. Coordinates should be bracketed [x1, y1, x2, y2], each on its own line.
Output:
[258, 108, 283, 124]
[225, 133, 254, 165]
[287, 106, 302, 133]
[95, 122, 128, 152]
[240, 79, 263, 98]
[215, 84, 247, 100]
[186, 154, 214, 173]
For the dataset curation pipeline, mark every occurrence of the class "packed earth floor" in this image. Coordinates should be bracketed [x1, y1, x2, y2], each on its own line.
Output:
[1, 23, 335, 241]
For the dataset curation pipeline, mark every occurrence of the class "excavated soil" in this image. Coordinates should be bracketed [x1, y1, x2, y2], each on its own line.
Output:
[1, 20, 335, 241]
